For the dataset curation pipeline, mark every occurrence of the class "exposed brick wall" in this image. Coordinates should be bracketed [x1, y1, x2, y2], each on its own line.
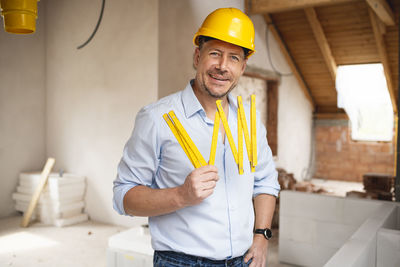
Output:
[314, 120, 395, 182]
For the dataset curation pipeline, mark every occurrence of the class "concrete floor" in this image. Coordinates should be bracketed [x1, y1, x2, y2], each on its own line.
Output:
[1, 179, 360, 266]
[0, 216, 293, 267]
[0, 216, 125, 267]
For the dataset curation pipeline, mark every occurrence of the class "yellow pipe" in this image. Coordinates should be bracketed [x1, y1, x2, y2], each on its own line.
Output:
[0, 0, 39, 34]
[394, 114, 398, 177]
[250, 94, 257, 171]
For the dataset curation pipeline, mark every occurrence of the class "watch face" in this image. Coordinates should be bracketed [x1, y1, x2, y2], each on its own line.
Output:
[264, 228, 272, 239]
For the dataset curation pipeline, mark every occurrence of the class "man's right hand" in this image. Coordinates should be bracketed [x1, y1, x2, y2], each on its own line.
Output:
[178, 165, 219, 207]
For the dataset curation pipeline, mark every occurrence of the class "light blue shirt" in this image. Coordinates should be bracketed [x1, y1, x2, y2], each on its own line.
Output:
[113, 80, 280, 260]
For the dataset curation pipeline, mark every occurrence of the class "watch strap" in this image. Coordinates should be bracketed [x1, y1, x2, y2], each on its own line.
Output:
[254, 228, 272, 240]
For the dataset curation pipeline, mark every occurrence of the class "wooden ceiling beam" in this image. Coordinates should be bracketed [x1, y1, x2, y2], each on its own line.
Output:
[264, 14, 316, 110]
[368, 7, 397, 113]
[246, 0, 358, 14]
[365, 0, 395, 26]
[304, 7, 337, 81]
[314, 112, 349, 120]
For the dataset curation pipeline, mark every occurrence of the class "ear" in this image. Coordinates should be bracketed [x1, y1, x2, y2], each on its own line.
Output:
[193, 47, 200, 68]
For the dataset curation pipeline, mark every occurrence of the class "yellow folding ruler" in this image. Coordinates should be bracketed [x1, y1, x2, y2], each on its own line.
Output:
[208, 110, 220, 166]
[237, 96, 251, 173]
[163, 111, 207, 168]
[216, 100, 239, 167]
[163, 95, 258, 173]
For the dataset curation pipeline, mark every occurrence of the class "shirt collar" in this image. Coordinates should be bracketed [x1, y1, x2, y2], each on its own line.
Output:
[227, 92, 238, 110]
[181, 80, 205, 119]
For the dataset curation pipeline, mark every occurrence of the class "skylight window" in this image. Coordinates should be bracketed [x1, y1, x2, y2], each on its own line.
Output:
[335, 64, 393, 141]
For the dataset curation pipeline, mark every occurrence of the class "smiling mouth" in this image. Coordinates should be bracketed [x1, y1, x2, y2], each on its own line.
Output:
[209, 73, 230, 82]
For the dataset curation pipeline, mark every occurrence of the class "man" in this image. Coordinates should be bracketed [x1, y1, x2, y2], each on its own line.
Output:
[113, 7, 280, 267]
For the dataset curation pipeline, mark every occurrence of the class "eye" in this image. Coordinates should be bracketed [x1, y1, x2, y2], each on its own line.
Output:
[231, 55, 240, 62]
[210, 51, 220, 57]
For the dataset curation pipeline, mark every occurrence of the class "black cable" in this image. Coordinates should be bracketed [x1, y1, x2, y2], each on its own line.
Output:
[77, 0, 106, 49]
[265, 26, 293, 77]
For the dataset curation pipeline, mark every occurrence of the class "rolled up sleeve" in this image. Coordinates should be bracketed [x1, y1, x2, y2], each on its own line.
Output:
[113, 107, 160, 215]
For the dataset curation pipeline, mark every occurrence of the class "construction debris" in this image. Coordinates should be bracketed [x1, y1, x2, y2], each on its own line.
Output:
[273, 168, 329, 228]
[363, 173, 394, 192]
[13, 172, 88, 227]
[345, 173, 394, 201]
[20, 158, 55, 228]
[277, 168, 328, 194]
[277, 168, 296, 190]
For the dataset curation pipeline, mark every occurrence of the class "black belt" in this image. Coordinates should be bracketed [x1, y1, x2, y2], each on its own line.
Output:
[154, 250, 246, 266]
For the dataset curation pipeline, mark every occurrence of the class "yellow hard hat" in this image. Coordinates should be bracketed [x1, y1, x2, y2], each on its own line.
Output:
[193, 8, 255, 57]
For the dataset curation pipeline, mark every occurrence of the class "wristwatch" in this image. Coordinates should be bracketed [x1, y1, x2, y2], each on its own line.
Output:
[254, 228, 272, 240]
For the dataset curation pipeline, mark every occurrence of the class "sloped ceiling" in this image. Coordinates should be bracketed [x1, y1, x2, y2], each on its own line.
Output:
[246, 0, 398, 118]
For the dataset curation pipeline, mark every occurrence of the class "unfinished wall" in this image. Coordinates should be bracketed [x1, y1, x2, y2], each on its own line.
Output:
[1, 0, 312, 225]
[314, 120, 395, 182]
[0, 4, 46, 218]
[158, 0, 313, 181]
[280, 191, 400, 267]
[45, 0, 158, 226]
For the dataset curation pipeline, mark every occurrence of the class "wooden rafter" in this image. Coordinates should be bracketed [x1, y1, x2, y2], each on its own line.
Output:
[264, 14, 316, 110]
[246, 0, 358, 14]
[304, 7, 337, 81]
[366, 0, 395, 26]
[368, 7, 397, 113]
[314, 112, 349, 120]
[267, 81, 278, 156]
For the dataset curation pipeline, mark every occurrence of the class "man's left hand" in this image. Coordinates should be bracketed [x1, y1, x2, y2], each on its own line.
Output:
[244, 235, 269, 267]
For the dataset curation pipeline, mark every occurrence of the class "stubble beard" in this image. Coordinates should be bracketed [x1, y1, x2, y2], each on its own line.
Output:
[203, 82, 237, 99]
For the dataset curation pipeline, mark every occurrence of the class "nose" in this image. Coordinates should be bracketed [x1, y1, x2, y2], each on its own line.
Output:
[216, 54, 228, 72]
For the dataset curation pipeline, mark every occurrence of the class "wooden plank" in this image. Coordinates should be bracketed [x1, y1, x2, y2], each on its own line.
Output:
[264, 14, 316, 110]
[377, 14, 387, 34]
[21, 158, 55, 227]
[368, 7, 397, 113]
[267, 81, 278, 156]
[247, 0, 359, 14]
[314, 112, 349, 120]
[366, 0, 395, 26]
[304, 7, 337, 80]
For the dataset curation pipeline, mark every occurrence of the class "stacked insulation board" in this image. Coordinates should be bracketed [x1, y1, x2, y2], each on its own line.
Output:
[12, 172, 88, 227]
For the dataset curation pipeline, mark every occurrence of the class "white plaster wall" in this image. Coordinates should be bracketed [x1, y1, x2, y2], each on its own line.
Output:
[0, 3, 46, 218]
[45, 0, 158, 226]
[158, 0, 313, 181]
[275, 76, 313, 180]
[1, 0, 312, 224]
[249, 15, 314, 180]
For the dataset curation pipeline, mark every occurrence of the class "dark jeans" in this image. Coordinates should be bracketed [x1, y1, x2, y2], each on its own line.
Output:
[153, 250, 252, 267]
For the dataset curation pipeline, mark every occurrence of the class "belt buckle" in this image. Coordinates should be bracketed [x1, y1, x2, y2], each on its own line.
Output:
[226, 256, 239, 266]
